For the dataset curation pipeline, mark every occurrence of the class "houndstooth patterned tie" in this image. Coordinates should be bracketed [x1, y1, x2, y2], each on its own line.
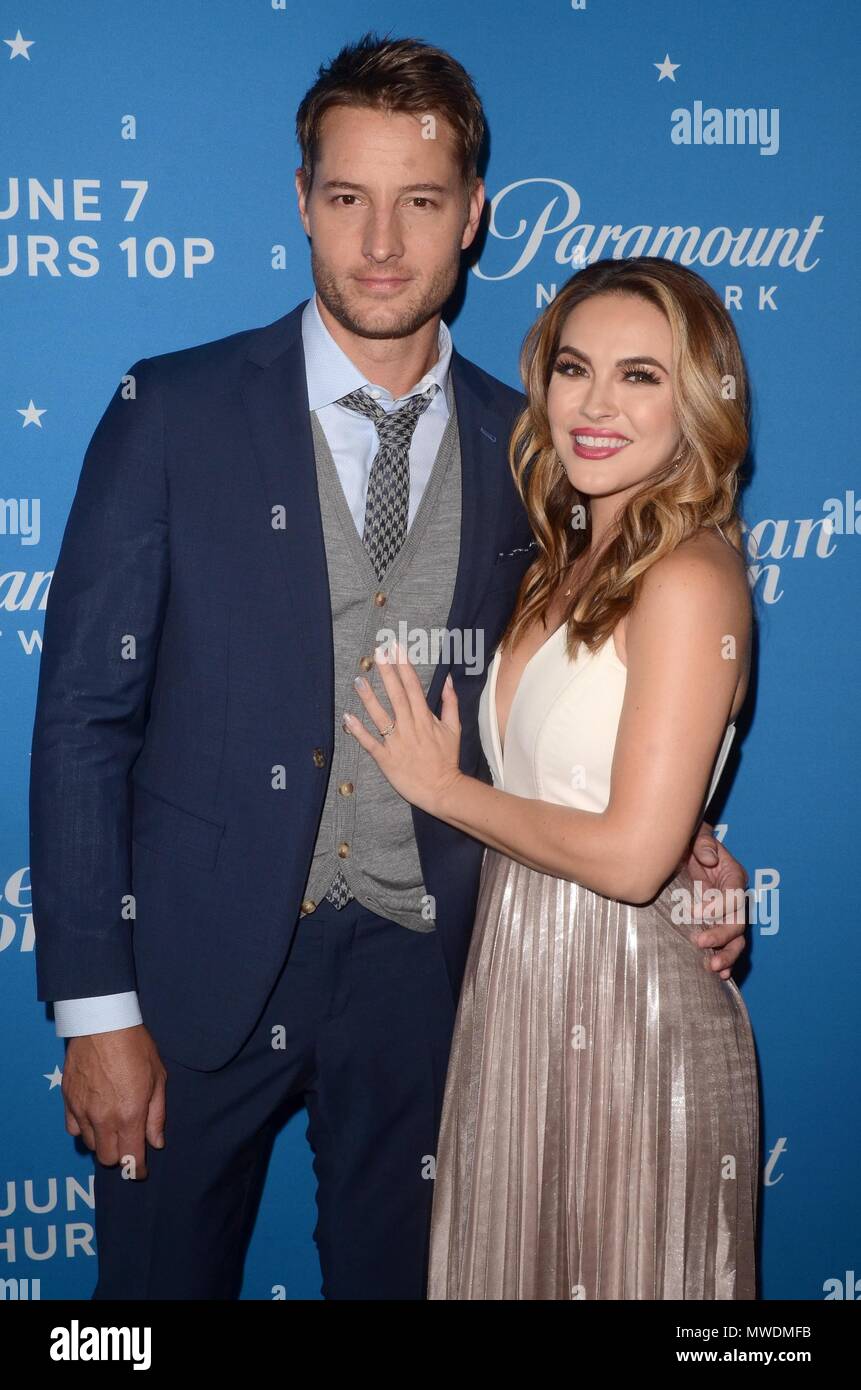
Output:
[323, 382, 438, 911]
[324, 868, 354, 909]
[341, 383, 438, 579]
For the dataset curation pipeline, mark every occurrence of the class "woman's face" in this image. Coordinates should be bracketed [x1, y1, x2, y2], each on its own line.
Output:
[546, 292, 682, 504]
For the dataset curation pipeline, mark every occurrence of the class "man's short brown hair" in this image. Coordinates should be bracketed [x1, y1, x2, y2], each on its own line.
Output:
[295, 32, 487, 195]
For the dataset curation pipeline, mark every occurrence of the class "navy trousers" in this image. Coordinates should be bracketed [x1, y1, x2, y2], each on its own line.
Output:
[91, 896, 458, 1299]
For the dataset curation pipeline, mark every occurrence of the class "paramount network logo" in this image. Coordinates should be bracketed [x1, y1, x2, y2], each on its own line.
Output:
[472, 178, 822, 281]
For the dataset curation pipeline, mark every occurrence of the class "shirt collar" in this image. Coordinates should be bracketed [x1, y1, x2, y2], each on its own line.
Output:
[301, 292, 452, 413]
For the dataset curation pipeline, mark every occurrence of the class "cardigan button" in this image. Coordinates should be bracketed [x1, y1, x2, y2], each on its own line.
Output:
[337, 842, 350, 858]
[374, 590, 387, 606]
[359, 655, 374, 672]
[338, 781, 354, 796]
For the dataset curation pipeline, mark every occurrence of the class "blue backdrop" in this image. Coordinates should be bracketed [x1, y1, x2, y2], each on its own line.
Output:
[1, 0, 858, 1301]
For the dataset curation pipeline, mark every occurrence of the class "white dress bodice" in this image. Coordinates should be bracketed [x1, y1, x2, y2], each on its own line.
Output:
[478, 623, 736, 812]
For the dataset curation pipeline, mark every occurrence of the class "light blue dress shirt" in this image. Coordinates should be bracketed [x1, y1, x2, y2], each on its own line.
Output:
[52, 294, 454, 1037]
[301, 292, 452, 533]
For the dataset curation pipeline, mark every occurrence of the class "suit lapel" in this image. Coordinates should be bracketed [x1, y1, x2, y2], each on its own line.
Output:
[425, 347, 509, 712]
[240, 301, 334, 716]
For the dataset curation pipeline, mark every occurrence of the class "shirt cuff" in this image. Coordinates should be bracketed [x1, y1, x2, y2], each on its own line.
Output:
[53, 991, 143, 1037]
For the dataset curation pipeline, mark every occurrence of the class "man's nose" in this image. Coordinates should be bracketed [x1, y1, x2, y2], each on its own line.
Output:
[362, 208, 405, 262]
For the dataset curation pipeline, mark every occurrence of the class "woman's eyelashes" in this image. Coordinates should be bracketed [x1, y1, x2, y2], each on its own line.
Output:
[553, 356, 661, 386]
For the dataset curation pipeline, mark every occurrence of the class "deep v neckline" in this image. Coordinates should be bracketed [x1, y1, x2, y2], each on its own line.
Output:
[492, 622, 567, 766]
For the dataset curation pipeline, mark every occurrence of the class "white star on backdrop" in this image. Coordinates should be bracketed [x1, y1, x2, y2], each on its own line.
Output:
[4, 30, 34, 60]
[18, 400, 47, 427]
[654, 53, 680, 82]
[44, 1066, 63, 1090]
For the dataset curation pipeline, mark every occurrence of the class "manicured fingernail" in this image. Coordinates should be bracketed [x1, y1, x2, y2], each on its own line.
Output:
[375, 645, 388, 663]
[354, 676, 368, 691]
[342, 712, 353, 728]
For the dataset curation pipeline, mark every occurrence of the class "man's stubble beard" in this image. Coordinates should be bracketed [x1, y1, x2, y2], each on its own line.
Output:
[310, 245, 461, 341]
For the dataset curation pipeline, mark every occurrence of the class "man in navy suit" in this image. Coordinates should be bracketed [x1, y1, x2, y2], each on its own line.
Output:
[30, 34, 749, 1299]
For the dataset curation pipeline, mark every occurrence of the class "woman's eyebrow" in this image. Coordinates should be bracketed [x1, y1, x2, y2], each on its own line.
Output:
[556, 345, 669, 373]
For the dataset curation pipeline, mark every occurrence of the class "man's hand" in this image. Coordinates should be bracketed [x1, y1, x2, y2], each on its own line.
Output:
[62, 1024, 166, 1179]
[685, 822, 749, 980]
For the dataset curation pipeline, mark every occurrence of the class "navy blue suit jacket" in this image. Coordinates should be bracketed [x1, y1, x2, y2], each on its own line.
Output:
[30, 300, 535, 1069]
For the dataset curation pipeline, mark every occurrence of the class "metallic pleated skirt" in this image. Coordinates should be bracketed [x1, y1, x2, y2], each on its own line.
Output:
[427, 848, 759, 1300]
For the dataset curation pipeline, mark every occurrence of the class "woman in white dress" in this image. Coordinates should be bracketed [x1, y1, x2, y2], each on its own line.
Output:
[344, 256, 758, 1299]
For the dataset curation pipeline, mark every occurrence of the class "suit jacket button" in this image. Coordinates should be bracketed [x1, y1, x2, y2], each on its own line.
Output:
[359, 655, 373, 672]
[338, 781, 354, 796]
[312, 747, 326, 767]
[337, 842, 350, 858]
[300, 898, 316, 914]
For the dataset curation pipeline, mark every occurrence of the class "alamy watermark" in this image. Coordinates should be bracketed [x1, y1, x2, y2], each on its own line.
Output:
[375, 622, 486, 676]
[671, 868, 780, 935]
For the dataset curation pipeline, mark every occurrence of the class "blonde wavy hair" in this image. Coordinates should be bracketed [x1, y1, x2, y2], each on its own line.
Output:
[501, 256, 751, 659]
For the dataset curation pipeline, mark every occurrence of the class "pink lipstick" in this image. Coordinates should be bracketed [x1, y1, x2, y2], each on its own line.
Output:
[570, 429, 633, 460]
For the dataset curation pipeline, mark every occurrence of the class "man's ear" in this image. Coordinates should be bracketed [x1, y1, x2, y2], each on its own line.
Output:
[295, 168, 310, 230]
[461, 177, 486, 252]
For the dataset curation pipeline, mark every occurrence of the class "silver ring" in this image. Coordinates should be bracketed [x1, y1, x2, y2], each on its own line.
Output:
[380, 720, 396, 738]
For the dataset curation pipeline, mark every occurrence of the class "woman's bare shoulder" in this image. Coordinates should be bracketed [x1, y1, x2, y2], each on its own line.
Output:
[625, 528, 751, 714]
[614, 528, 748, 666]
[639, 527, 750, 607]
